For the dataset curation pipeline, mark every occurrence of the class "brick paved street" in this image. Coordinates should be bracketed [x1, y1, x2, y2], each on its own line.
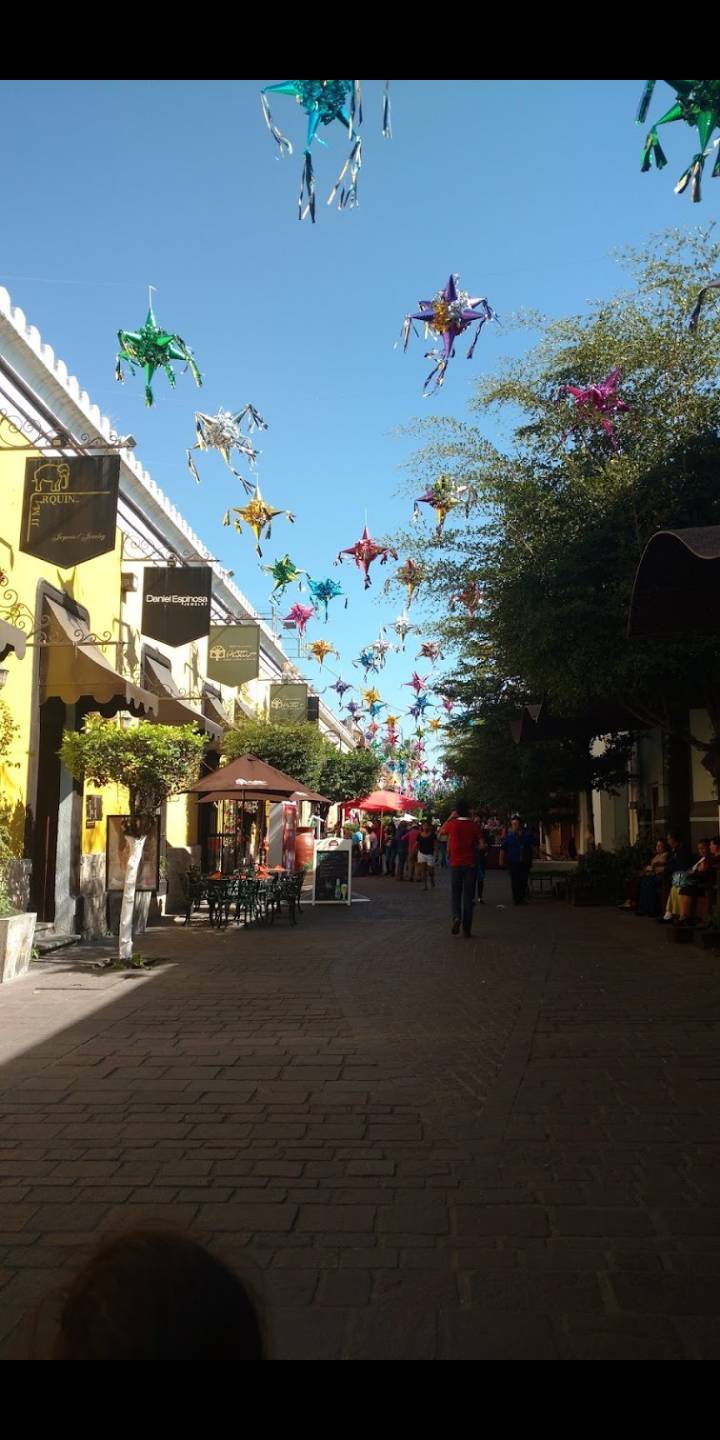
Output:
[1, 870, 720, 1359]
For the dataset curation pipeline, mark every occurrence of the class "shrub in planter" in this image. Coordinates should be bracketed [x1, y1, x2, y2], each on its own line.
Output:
[569, 842, 651, 907]
[0, 827, 36, 984]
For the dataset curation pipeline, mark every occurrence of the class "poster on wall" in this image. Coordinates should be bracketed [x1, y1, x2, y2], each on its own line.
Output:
[207, 624, 260, 686]
[282, 802, 297, 873]
[312, 838, 352, 906]
[141, 566, 212, 647]
[106, 816, 160, 892]
[20, 455, 120, 567]
[269, 682, 308, 725]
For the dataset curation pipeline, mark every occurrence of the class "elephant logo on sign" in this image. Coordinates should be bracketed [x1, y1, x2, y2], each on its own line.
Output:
[32, 461, 70, 493]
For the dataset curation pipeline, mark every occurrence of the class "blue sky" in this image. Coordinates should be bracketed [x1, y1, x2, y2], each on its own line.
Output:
[0, 79, 711, 747]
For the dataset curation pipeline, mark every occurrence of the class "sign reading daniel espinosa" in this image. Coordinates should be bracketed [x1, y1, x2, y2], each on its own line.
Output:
[20, 456, 120, 567]
[141, 566, 213, 647]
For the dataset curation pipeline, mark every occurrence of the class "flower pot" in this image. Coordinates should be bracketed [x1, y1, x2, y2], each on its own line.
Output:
[0, 912, 37, 984]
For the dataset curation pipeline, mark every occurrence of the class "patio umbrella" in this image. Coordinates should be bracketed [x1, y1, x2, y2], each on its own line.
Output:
[345, 789, 407, 813]
[189, 754, 301, 865]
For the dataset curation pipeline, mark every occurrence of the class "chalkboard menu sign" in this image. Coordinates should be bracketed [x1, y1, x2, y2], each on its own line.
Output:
[312, 838, 352, 906]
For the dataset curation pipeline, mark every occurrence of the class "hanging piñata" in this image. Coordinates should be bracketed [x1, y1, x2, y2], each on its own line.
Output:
[263, 553, 306, 603]
[417, 641, 442, 664]
[396, 558, 425, 608]
[260, 79, 391, 222]
[186, 405, 267, 486]
[225, 479, 294, 557]
[116, 296, 202, 407]
[402, 273, 499, 395]
[307, 576, 346, 622]
[637, 80, 720, 202]
[282, 602, 314, 637]
[562, 369, 629, 449]
[336, 526, 398, 590]
[412, 475, 477, 535]
[307, 638, 338, 668]
[390, 610, 418, 651]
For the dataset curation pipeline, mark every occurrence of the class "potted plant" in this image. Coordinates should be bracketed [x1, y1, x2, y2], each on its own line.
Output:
[0, 812, 37, 983]
[568, 842, 649, 907]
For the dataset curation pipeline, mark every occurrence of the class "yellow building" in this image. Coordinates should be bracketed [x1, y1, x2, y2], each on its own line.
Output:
[0, 287, 354, 941]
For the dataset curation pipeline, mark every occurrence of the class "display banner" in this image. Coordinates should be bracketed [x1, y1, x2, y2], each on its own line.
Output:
[306, 695, 320, 724]
[269, 682, 308, 725]
[141, 566, 212, 647]
[312, 838, 352, 906]
[20, 455, 120, 566]
[207, 624, 260, 686]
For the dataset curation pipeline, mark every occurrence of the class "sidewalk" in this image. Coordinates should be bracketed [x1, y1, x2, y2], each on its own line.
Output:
[1, 870, 719, 1359]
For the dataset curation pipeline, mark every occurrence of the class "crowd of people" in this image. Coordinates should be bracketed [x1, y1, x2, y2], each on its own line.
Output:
[619, 829, 720, 927]
[349, 805, 536, 939]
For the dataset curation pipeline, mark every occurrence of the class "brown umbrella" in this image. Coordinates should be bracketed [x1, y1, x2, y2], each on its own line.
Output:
[188, 755, 302, 864]
[291, 787, 331, 806]
[188, 753, 301, 798]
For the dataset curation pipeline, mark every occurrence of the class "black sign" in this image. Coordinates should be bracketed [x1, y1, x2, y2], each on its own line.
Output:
[306, 695, 320, 724]
[313, 839, 352, 905]
[269, 683, 308, 726]
[207, 624, 260, 686]
[142, 567, 212, 647]
[20, 456, 120, 567]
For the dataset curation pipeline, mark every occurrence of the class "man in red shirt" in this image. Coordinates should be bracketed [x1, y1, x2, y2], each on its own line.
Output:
[439, 801, 484, 939]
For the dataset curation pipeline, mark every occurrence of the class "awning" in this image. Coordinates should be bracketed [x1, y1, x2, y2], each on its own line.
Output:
[0, 619, 27, 664]
[203, 691, 232, 731]
[628, 526, 720, 638]
[42, 597, 158, 716]
[143, 655, 221, 740]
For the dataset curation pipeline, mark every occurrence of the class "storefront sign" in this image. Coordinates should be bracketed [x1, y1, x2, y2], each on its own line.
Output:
[269, 682, 308, 726]
[207, 624, 260, 686]
[141, 567, 212, 647]
[306, 695, 320, 724]
[312, 838, 352, 906]
[20, 456, 120, 567]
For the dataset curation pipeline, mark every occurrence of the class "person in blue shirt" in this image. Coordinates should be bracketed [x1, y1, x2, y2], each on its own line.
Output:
[500, 815, 533, 905]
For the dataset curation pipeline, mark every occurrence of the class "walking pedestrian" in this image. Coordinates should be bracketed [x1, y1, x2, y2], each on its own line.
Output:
[396, 821, 409, 880]
[471, 810, 488, 904]
[439, 801, 484, 938]
[407, 821, 419, 882]
[500, 815, 533, 905]
[416, 820, 437, 890]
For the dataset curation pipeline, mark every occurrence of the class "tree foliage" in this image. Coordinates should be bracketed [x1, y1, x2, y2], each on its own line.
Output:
[389, 230, 720, 814]
[60, 717, 207, 836]
[0, 699, 18, 764]
[222, 719, 381, 804]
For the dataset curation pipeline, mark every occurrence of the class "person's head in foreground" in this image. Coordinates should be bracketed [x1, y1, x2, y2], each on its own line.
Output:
[53, 1230, 264, 1361]
[455, 798, 469, 818]
[510, 815, 523, 833]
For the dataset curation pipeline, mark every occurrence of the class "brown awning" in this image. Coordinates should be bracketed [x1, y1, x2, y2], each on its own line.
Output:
[203, 691, 232, 731]
[42, 597, 158, 716]
[628, 527, 720, 638]
[0, 619, 27, 664]
[143, 655, 221, 740]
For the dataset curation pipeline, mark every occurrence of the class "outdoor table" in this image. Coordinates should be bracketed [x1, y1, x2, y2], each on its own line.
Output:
[528, 860, 578, 899]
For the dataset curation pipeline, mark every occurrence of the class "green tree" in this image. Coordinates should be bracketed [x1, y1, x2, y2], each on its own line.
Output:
[317, 746, 381, 803]
[390, 230, 720, 814]
[61, 717, 206, 961]
[222, 719, 328, 790]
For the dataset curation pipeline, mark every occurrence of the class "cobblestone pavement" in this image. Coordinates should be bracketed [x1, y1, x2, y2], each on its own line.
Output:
[1, 870, 720, 1359]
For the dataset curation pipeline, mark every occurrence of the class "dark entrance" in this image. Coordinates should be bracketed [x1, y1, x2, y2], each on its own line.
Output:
[31, 697, 65, 921]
